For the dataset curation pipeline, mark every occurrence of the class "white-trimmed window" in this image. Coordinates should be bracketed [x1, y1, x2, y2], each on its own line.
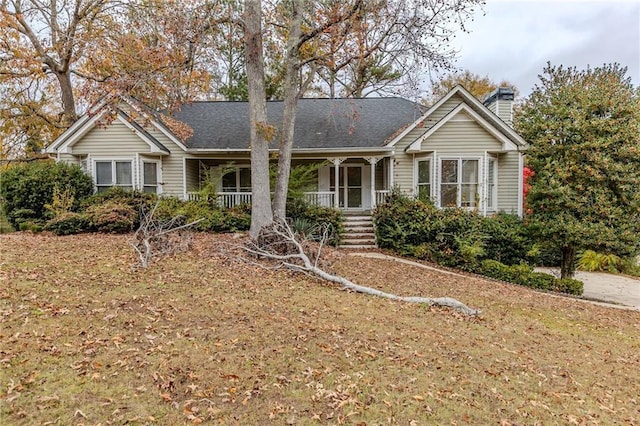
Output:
[142, 160, 161, 194]
[487, 157, 497, 210]
[416, 159, 431, 201]
[222, 167, 251, 192]
[440, 158, 479, 208]
[95, 160, 133, 193]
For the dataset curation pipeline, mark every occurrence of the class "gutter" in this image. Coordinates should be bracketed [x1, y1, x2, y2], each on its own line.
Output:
[185, 146, 395, 154]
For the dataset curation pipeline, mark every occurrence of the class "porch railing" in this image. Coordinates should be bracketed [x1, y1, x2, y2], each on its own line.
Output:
[187, 190, 387, 209]
[216, 192, 253, 208]
[186, 192, 252, 207]
[302, 191, 335, 207]
[375, 190, 391, 205]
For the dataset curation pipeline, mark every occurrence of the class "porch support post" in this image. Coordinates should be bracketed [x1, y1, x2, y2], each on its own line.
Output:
[365, 157, 380, 209]
[331, 158, 345, 208]
[389, 155, 395, 188]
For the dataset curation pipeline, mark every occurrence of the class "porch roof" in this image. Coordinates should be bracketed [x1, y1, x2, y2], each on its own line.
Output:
[169, 98, 425, 151]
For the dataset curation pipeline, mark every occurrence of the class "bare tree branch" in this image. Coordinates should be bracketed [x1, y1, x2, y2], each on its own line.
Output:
[130, 202, 203, 268]
[244, 220, 480, 316]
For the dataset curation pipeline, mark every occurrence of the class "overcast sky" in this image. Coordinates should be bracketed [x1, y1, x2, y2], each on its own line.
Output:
[448, 0, 640, 98]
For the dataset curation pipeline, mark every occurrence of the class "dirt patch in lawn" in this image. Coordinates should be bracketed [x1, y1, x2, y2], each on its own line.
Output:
[1, 233, 639, 425]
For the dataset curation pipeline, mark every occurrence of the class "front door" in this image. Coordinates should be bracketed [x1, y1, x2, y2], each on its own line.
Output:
[331, 165, 363, 209]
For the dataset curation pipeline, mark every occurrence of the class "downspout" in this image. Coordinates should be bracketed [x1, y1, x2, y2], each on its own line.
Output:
[412, 153, 416, 196]
[517, 149, 524, 217]
[135, 153, 140, 191]
[182, 157, 187, 201]
[483, 151, 488, 216]
[389, 153, 395, 189]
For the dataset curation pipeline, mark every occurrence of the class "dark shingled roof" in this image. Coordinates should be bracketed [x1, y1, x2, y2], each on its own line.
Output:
[169, 98, 425, 150]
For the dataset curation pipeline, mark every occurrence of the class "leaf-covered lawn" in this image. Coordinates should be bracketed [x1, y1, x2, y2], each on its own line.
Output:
[1, 233, 639, 425]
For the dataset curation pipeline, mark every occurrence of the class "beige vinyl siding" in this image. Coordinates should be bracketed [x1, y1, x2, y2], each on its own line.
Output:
[486, 100, 513, 125]
[58, 153, 80, 165]
[423, 117, 503, 155]
[142, 126, 188, 197]
[427, 94, 467, 124]
[393, 94, 486, 193]
[393, 118, 504, 194]
[393, 93, 467, 153]
[69, 119, 190, 197]
[71, 121, 150, 155]
[184, 160, 199, 194]
[392, 113, 523, 215]
[157, 153, 186, 197]
[497, 152, 521, 214]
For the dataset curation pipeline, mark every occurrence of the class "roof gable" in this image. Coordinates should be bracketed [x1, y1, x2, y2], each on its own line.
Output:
[51, 111, 170, 155]
[386, 85, 527, 149]
[405, 103, 518, 153]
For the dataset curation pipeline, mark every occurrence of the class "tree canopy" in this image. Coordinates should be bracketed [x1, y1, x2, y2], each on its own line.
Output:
[1, 0, 483, 160]
[428, 70, 518, 104]
[514, 62, 640, 278]
[240, 0, 483, 234]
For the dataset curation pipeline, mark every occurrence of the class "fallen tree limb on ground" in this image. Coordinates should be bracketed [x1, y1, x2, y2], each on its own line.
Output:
[244, 220, 480, 316]
[131, 202, 203, 268]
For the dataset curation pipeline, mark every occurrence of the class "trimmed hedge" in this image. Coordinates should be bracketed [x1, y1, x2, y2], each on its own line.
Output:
[478, 259, 583, 295]
[44, 189, 342, 240]
[373, 190, 583, 296]
[85, 201, 138, 234]
[43, 212, 89, 236]
[373, 190, 533, 269]
[286, 198, 343, 245]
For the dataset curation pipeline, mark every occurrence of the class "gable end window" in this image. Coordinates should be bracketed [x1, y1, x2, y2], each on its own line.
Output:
[95, 160, 133, 193]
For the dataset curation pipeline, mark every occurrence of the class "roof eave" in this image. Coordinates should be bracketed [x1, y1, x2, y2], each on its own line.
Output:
[186, 146, 394, 154]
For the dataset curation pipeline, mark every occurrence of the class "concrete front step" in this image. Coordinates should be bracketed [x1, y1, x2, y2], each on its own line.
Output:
[345, 226, 374, 234]
[345, 232, 375, 238]
[341, 213, 377, 249]
[344, 216, 373, 222]
[338, 244, 377, 249]
[342, 237, 376, 244]
[344, 221, 373, 228]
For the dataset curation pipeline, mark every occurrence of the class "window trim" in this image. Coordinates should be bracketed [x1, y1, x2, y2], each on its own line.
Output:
[92, 158, 134, 192]
[438, 156, 481, 209]
[141, 159, 162, 194]
[221, 166, 252, 193]
[414, 156, 433, 202]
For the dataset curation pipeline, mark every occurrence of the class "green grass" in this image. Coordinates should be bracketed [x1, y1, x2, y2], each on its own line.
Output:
[1, 233, 639, 425]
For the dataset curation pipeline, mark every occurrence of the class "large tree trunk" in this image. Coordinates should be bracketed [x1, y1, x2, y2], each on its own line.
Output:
[272, 0, 304, 220]
[54, 71, 78, 126]
[244, 0, 273, 237]
[560, 245, 576, 279]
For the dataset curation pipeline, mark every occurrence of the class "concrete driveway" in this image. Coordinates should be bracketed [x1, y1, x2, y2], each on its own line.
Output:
[537, 268, 640, 310]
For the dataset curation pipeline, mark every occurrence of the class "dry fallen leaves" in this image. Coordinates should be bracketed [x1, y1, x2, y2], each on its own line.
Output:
[0, 233, 638, 425]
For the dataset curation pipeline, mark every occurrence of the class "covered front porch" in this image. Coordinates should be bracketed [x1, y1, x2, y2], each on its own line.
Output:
[183, 155, 394, 210]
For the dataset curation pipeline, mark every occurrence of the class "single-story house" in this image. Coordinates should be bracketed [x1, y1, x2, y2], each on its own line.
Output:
[45, 85, 527, 216]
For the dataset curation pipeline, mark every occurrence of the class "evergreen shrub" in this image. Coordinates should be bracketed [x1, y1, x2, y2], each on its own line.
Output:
[0, 161, 93, 228]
